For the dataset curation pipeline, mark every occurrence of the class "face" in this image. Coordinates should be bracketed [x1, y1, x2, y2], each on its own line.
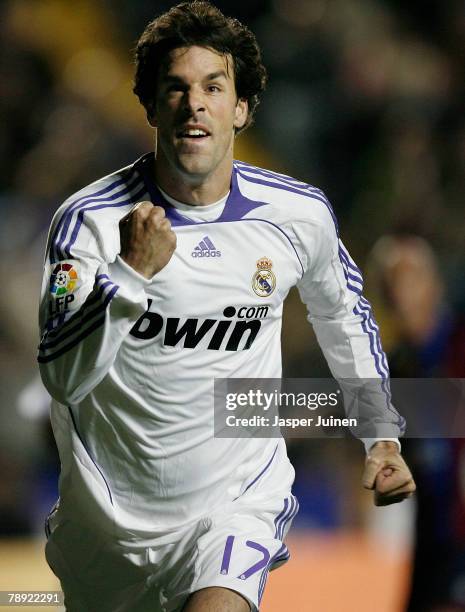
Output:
[150, 45, 248, 183]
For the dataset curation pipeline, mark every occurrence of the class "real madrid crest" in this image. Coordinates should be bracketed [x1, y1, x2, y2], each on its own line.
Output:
[252, 257, 276, 297]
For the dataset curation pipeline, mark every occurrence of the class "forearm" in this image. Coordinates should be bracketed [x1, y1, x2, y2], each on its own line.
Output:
[311, 307, 405, 438]
[293, 202, 405, 444]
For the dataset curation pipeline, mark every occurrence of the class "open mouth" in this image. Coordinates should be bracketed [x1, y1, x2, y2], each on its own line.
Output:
[176, 127, 211, 140]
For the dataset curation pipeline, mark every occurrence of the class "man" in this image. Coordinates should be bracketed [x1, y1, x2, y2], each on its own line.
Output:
[368, 235, 465, 612]
[38, 2, 415, 611]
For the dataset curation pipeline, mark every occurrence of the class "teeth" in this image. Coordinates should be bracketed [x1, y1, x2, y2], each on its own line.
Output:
[182, 129, 207, 137]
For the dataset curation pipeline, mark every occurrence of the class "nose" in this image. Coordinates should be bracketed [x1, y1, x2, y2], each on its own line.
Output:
[182, 87, 206, 115]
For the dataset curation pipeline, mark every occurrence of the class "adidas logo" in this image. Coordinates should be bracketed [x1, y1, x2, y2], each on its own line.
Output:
[191, 236, 221, 258]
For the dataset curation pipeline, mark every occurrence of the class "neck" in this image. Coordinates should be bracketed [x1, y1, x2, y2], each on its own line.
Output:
[153, 151, 233, 206]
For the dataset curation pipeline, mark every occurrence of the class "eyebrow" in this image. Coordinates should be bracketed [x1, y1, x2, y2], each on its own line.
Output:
[162, 70, 229, 83]
[204, 70, 229, 81]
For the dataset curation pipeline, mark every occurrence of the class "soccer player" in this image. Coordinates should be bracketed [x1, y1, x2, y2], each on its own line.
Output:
[38, 2, 416, 610]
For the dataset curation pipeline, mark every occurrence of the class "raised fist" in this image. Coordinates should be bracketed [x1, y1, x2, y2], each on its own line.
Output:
[119, 201, 176, 279]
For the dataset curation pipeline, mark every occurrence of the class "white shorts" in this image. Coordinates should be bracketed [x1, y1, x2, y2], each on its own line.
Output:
[45, 444, 298, 611]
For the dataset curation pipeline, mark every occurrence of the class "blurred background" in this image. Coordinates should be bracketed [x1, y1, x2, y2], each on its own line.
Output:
[0, 0, 464, 610]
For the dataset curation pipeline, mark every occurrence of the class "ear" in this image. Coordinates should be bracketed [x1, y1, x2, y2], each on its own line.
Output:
[233, 98, 248, 131]
[147, 103, 158, 128]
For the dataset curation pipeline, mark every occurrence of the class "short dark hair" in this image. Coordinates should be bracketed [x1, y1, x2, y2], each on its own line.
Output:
[133, 1, 267, 132]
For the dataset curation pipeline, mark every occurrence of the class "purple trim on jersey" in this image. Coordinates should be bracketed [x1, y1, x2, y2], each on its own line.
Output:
[234, 444, 278, 500]
[38, 314, 105, 363]
[258, 543, 290, 602]
[216, 168, 267, 222]
[258, 544, 285, 602]
[50, 170, 139, 263]
[344, 270, 363, 288]
[61, 183, 146, 259]
[277, 496, 299, 539]
[359, 297, 389, 375]
[43, 277, 113, 343]
[352, 299, 405, 428]
[341, 265, 363, 295]
[353, 302, 384, 379]
[235, 161, 308, 186]
[235, 161, 322, 195]
[315, 192, 340, 234]
[133, 153, 188, 223]
[141, 176, 193, 226]
[40, 281, 116, 350]
[319, 196, 391, 401]
[134, 154, 206, 225]
[235, 161, 324, 195]
[290, 495, 300, 527]
[38, 284, 118, 363]
[50, 176, 126, 263]
[355, 299, 389, 379]
[353, 298, 405, 433]
[282, 497, 298, 538]
[238, 541, 270, 579]
[67, 406, 114, 505]
[355, 298, 405, 429]
[274, 495, 299, 540]
[272, 549, 290, 564]
[134, 154, 305, 275]
[339, 252, 363, 286]
[273, 498, 289, 537]
[335, 232, 396, 409]
[220, 535, 235, 575]
[41, 276, 115, 342]
[235, 166, 340, 233]
[336, 235, 400, 425]
[135, 153, 268, 225]
[339, 245, 363, 277]
[235, 167, 321, 200]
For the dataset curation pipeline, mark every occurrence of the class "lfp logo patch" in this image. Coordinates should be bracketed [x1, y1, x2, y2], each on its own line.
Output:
[50, 263, 78, 296]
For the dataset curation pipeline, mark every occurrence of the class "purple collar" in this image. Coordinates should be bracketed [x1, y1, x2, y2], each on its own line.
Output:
[133, 152, 266, 226]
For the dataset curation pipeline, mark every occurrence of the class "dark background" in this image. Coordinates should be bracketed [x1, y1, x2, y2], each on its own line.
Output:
[0, 1, 464, 610]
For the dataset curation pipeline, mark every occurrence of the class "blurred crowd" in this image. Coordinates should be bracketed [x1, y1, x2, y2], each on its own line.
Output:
[0, 0, 464, 609]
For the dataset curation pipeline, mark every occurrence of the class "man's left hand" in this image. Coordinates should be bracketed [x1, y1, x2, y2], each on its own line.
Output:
[362, 441, 416, 506]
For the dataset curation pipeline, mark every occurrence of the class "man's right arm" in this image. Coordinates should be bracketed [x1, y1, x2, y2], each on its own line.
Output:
[38, 201, 175, 405]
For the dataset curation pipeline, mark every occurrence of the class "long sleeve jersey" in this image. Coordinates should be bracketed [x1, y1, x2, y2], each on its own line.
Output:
[38, 153, 404, 538]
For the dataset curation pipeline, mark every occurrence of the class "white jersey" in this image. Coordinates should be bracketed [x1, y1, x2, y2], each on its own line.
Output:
[38, 153, 404, 538]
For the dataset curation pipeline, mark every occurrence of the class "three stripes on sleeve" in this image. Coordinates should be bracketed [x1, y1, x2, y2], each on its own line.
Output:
[39, 168, 146, 363]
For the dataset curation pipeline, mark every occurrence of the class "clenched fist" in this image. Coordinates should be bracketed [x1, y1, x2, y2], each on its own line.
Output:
[119, 201, 176, 279]
[362, 441, 416, 506]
